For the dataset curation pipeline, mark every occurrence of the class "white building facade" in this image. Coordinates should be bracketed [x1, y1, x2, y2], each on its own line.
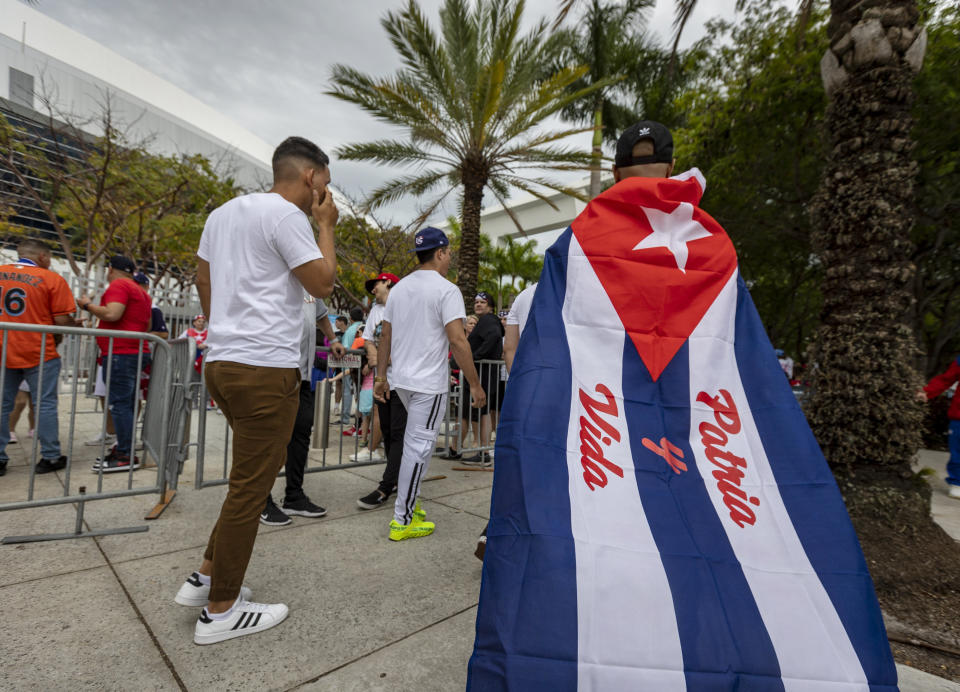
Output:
[0, 0, 272, 189]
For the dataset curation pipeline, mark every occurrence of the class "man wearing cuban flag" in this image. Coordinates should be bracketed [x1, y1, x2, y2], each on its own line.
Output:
[468, 122, 898, 691]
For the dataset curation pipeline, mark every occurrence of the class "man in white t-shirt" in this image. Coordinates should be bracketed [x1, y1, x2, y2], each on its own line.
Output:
[374, 227, 486, 540]
[173, 136, 338, 645]
[351, 272, 399, 467]
[503, 282, 537, 372]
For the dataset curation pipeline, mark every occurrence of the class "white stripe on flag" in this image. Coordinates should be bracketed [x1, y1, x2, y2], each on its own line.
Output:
[563, 235, 686, 691]
[687, 271, 869, 691]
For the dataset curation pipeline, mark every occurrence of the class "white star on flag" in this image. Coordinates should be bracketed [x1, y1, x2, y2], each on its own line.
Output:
[633, 202, 712, 273]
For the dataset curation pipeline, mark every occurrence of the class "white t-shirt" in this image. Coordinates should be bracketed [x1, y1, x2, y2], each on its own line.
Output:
[198, 192, 322, 368]
[383, 269, 465, 394]
[366, 301, 386, 345]
[507, 283, 537, 335]
[298, 296, 329, 381]
[366, 299, 389, 378]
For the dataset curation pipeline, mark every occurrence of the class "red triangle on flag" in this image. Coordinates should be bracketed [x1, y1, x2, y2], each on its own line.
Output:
[571, 171, 738, 381]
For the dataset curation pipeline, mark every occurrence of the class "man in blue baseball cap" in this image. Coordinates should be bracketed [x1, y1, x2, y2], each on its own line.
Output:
[372, 227, 486, 540]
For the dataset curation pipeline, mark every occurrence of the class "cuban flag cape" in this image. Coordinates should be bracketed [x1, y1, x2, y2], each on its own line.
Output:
[467, 170, 897, 691]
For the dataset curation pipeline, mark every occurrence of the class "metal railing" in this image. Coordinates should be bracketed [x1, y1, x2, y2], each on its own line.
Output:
[191, 347, 386, 489]
[184, 348, 508, 488]
[439, 359, 503, 463]
[0, 324, 193, 543]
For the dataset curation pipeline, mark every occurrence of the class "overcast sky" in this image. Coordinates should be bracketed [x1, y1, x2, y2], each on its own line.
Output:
[28, 0, 738, 226]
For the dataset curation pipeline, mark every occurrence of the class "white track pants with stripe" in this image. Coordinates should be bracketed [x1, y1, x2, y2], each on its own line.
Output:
[393, 389, 447, 525]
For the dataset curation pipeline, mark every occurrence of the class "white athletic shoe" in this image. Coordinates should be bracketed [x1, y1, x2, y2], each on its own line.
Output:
[350, 449, 385, 462]
[948, 486, 960, 500]
[174, 571, 252, 607]
[194, 600, 289, 645]
[85, 432, 117, 447]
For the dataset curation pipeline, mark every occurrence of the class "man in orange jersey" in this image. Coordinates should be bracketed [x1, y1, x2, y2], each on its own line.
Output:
[0, 239, 78, 476]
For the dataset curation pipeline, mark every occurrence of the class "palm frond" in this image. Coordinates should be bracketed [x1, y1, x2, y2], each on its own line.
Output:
[365, 169, 451, 210]
[334, 140, 457, 168]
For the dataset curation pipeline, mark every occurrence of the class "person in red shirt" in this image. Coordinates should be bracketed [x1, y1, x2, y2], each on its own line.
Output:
[77, 255, 152, 472]
[924, 355, 960, 499]
[0, 239, 78, 477]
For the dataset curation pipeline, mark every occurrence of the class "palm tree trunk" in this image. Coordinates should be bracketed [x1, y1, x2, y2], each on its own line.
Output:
[459, 166, 486, 312]
[589, 106, 604, 199]
[808, 1, 926, 493]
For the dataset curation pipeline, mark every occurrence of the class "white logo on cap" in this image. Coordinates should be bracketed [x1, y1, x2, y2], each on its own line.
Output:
[416, 236, 423, 245]
[638, 127, 650, 136]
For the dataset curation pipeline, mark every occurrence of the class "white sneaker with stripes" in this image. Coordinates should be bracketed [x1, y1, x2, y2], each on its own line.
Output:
[194, 599, 289, 645]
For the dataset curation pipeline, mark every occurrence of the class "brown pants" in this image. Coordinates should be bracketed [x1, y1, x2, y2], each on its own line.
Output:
[203, 361, 300, 602]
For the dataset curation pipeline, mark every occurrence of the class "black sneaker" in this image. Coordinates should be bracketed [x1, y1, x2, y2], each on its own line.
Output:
[439, 449, 462, 460]
[92, 452, 140, 473]
[0, 462, 6, 477]
[95, 445, 117, 461]
[357, 488, 391, 510]
[282, 496, 327, 518]
[260, 497, 292, 526]
[461, 452, 492, 467]
[36, 455, 68, 475]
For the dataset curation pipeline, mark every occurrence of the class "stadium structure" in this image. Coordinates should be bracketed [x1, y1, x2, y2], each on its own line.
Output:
[0, 0, 272, 246]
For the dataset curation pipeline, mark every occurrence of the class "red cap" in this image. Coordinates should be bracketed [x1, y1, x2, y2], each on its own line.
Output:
[365, 272, 400, 293]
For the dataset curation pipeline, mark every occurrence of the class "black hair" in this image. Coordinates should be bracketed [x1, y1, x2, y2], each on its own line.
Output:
[272, 136, 329, 181]
[416, 247, 440, 264]
[335, 315, 348, 325]
[349, 306, 364, 322]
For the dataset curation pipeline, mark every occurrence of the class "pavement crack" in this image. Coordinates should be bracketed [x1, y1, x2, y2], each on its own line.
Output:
[285, 603, 479, 691]
[91, 534, 188, 691]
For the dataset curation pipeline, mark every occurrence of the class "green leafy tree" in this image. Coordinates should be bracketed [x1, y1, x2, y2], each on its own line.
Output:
[331, 195, 418, 311]
[0, 100, 239, 281]
[911, 4, 960, 376]
[677, 1, 829, 359]
[327, 0, 607, 309]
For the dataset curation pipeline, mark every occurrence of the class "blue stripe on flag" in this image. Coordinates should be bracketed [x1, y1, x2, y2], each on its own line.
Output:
[623, 336, 785, 691]
[731, 278, 898, 692]
[469, 230, 578, 692]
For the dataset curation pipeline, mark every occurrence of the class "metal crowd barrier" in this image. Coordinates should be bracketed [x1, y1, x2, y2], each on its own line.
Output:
[186, 344, 508, 488]
[439, 358, 502, 463]
[0, 324, 192, 543]
[191, 346, 386, 489]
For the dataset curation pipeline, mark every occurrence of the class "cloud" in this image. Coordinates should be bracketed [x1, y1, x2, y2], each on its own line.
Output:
[31, 0, 736, 224]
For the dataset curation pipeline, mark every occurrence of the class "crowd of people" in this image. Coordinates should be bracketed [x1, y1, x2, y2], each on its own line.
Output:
[0, 242, 172, 476]
[3, 124, 956, 653]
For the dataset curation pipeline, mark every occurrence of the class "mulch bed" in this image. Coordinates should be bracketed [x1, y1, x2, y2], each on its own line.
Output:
[846, 471, 960, 683]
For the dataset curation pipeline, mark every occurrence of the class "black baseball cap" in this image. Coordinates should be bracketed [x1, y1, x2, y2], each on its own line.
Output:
[411, 226, 450, 253]
[615, 121, 674, 167]
[132, 272, 149, 286]
[109, 255, 136, 274]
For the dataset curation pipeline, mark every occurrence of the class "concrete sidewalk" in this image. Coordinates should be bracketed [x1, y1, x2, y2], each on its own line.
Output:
[0, 417, 958, 689]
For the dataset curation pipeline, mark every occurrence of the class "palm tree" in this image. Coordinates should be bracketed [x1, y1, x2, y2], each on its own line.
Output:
[548, 0, 655, 198]
[557, 0, 814, 80]
[807, 1, 928, 490]
[328, 0, 609, 308]
[482, 235, 542, 306]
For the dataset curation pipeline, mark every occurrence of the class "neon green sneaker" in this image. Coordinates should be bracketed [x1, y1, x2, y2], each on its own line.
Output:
[413, 502, 426, 521]
[389, 517, 435, 541]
